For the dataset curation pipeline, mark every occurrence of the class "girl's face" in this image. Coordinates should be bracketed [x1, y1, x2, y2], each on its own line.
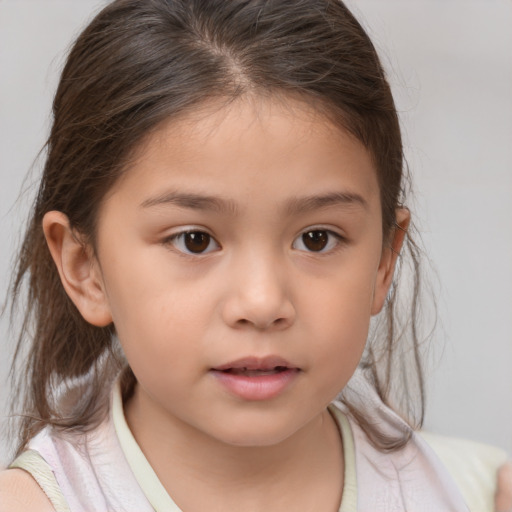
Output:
[92, 98, 396, 446]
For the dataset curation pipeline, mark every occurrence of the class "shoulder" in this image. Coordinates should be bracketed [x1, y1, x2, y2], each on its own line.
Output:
[0, 468, 56, 512]
[419, 431, 509, 512]
[496, 461, 512, 512]
[419, 430, 508, 478]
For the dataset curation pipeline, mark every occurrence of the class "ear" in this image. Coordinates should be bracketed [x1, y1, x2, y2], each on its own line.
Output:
[371, 208, 410, 315]
[42, 211, 113, 327]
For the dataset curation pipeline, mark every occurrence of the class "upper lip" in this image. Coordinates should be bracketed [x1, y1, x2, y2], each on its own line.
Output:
[211, 355, 298, 372]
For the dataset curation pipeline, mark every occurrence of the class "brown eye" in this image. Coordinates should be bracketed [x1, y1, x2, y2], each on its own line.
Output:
[292, 229, 341, 253]
[184, 232, 211, 253]
[302, 230, 328, 251]
[168, 230, 220, 255]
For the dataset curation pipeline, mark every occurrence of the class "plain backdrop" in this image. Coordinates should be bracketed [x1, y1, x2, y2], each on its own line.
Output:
[1, 0, 511, 467]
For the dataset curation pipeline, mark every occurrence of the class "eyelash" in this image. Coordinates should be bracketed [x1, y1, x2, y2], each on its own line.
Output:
[163, 230, 220, 256]
[292, 228, 346, 254]
[163, 228, 346, 256]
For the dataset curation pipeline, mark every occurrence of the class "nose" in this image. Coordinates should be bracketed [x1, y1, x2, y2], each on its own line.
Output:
[221, 251, 296, 331]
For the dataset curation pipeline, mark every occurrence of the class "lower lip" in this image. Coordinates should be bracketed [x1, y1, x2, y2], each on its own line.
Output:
[210, 369, 300, 401]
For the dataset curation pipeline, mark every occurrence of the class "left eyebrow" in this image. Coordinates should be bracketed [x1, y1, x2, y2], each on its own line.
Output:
[284, 192, 368, 216]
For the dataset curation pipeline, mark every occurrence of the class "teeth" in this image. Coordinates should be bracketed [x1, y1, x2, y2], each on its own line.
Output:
[236, 369, 278, 376]
[225, 367, 287, 376]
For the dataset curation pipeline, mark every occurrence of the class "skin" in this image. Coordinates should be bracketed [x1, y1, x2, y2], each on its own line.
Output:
[1, 97, 511, 511]
[0, 469, 55, 512]
[497, 463, 512, 512]
[56, 97, 400, 511]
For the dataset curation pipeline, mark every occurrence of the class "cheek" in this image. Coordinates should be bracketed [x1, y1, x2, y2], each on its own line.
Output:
[100, 254, 212, 371]
[301, 258, 379, 385]
[303, 260, 378, 335]
[311, 296, 370, 371]
[102, 236, 203, 324]
[109, 292, 228, 395]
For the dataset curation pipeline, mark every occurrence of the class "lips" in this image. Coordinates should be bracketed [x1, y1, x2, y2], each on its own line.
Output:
[210, 356, 300, 400]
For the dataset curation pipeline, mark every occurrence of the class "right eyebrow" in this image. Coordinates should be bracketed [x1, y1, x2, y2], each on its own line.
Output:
[140, 191, 239, 215]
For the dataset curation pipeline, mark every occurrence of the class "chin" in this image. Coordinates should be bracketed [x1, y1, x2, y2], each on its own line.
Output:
[210, 418, 303, 448]
[220, 432, 293, 448]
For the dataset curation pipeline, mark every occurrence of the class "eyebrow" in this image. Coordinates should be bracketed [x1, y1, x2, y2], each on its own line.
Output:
[140, 190, 367, 215]
[140, 191, 239, 214]
[284, 191, 368, 215]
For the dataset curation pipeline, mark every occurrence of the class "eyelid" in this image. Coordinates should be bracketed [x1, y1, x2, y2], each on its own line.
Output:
[292, 226, 347, 253]
[162, 226, 221, 256]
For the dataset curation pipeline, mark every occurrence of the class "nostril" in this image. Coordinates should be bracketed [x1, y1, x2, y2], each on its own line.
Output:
[223, 295, 296, 330]
[236, 317, 286, 329]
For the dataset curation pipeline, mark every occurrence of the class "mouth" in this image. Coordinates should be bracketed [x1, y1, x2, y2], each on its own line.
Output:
[210, 356, 300, 401]
[218, 366, 290, 377]
[211, 355, 299, 375]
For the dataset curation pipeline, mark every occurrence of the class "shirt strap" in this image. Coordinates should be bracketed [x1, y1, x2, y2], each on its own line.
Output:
[9, 449, 71, 512]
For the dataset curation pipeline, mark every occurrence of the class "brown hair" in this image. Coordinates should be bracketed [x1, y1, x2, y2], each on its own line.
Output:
[8, 0, 425, 455]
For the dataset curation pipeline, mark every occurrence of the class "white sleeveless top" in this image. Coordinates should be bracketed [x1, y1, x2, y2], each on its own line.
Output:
[10, 370, 508, 512]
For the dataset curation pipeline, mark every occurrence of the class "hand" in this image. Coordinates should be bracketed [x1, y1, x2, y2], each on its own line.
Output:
[496, 462, 512, 512]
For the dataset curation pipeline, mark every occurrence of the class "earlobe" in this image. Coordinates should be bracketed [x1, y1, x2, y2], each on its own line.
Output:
[371, 208, 410, 315]
[42, 211, 113, 327]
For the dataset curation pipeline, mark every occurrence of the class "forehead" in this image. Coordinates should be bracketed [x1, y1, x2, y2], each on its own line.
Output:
[110, 96, 380, 213]
[147, 96, 362, 157]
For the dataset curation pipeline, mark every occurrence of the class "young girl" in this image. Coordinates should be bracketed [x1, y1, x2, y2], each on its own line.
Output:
[1, 0, 511, 511]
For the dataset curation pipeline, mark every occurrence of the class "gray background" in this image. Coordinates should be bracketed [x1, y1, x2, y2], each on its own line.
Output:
[1, 0, 511, 467]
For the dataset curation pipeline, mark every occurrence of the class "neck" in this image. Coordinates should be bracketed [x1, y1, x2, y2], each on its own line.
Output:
[124, 384, 344, 511]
